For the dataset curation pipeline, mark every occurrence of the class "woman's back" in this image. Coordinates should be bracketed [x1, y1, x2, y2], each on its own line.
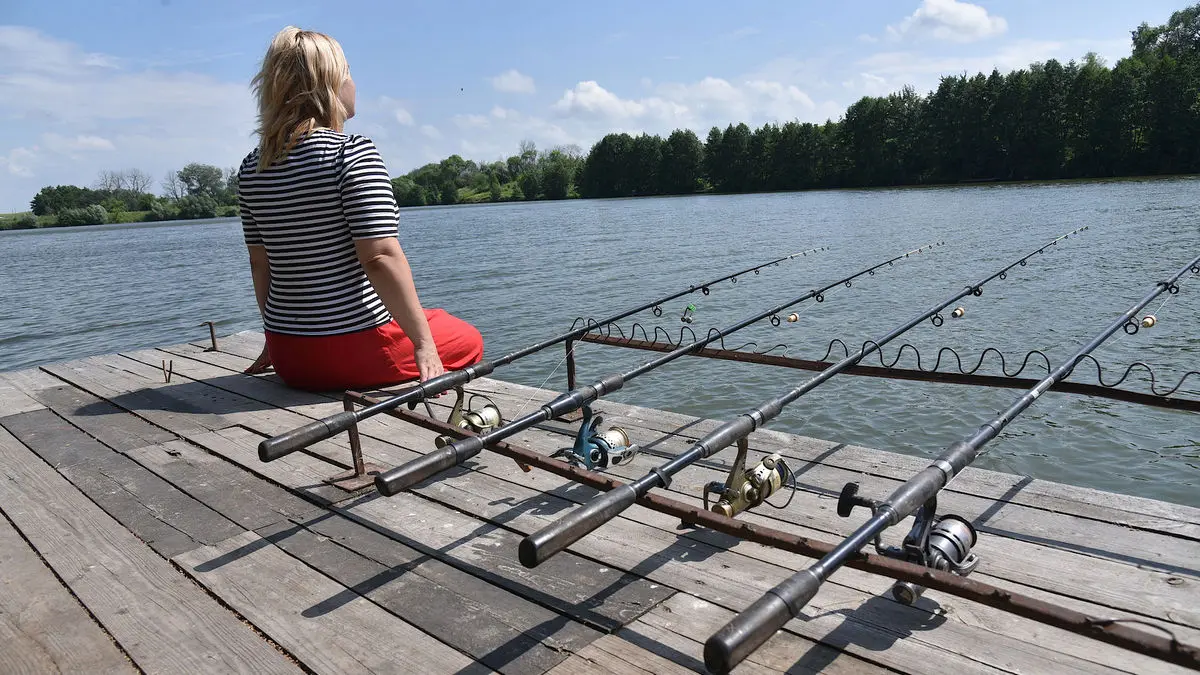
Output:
[238, 129, 398, 336]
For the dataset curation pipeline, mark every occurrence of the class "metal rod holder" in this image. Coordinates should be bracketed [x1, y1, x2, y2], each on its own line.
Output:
[201, 321, 218, 352]
[321, 392, 385, 491]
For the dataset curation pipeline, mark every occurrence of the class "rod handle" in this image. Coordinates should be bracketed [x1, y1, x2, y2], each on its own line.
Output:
[519, 484, 638, 567]
[375, 437, 484, 496]
[704, 570, 822, 674]
[258, 411, 357, 462]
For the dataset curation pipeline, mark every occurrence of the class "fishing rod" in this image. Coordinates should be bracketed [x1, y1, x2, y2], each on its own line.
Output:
[257, 246, 825, 461]
[517, 226, 1087, 570]
[374, 243, 943, 496]
[702, 251, 1200, 675]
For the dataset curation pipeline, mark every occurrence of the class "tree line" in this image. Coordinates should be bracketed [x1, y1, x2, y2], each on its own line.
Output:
[8, 164, 241, 229]
[401, 4, 1200, 203]
[390, 140, 584, 206]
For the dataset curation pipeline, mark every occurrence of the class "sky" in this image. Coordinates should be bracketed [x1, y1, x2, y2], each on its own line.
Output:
[0, 0, 1188, 211]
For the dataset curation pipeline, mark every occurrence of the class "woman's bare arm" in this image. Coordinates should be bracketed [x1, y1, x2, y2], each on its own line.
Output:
[245, 244, 273, 373]
[355, 236, 445, 381]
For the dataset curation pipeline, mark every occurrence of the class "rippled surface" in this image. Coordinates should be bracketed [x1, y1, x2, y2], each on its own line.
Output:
[2, 179, 1198, 505]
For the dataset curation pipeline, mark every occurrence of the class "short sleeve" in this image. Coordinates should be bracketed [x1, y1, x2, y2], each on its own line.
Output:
[339, 136, 400, 240]
[239, 193, 262, 246]
[237, 153, 263, 246]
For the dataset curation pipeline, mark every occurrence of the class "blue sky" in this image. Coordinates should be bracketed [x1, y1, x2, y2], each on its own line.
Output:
[0, 0, 1186, 211]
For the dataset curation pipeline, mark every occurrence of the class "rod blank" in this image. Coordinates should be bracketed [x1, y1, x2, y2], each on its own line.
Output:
[520, 227, 1087, 569]
[374, 244, 940, 496]
[704, 250, 1200, 675]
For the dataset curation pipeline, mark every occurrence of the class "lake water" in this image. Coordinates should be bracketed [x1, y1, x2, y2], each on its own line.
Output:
[2, 180, 1198, 506]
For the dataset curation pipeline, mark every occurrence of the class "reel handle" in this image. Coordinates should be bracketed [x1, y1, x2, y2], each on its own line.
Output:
[258, 411, 357, 461]
[519, 484, 638, 568]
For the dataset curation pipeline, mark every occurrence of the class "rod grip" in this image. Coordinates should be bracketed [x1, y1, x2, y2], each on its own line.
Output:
[704, 569, 822, 674]
[375, 436, 484, 496]
[519, 484, 638, 567]
[258, 411, 357, 462]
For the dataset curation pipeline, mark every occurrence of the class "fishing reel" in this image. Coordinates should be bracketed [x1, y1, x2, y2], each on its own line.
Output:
[434, 387, 503, 448]
[551, 404, 639, 470]
[703, 438, 794, 518]
[838, 483, 979, 604]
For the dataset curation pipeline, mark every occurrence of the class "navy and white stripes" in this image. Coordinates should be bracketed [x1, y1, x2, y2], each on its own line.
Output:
[238, 130, 399, 335]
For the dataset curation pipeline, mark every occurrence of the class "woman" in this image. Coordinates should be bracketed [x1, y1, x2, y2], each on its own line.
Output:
[237, 26, 483, 391]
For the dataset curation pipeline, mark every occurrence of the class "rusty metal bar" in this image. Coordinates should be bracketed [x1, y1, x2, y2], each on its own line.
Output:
[565, 338, 577, 391]
[346, 390, 1197, 668]
[319, 392, 385, 491]
[577, 334, 1200, 413]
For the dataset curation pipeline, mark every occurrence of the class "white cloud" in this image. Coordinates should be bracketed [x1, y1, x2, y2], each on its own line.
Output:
[0, 25, 255, 207]
[393, 107, 414, 126]
[853, 38, 1128, 97]
[553, 76, 817, 129]
[42, 133, 115, 153]
[419, 124, 441, 140]
[887, 0, 1007, 43]
[488, 69, 536, 94]
[1, 147, 37, 177]
[453, 113, 490, 129]
[490, 105, 513, 119]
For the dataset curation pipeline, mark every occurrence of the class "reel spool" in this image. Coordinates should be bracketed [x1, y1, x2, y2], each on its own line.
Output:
[837, 484, 979, 605]
[434, 387, 503, 448]
[951, 306, 965, 318]
[703, 439, 793, 518]
[551, 404, 639, 470]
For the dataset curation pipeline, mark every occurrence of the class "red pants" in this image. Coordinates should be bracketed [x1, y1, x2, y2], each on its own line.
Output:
[265, 309, 484, 392]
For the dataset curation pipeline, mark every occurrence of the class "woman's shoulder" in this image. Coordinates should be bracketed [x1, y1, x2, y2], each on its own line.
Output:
[238, 147, 261, 175]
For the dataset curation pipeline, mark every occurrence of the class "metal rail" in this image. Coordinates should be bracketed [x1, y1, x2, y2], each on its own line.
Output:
[569, 334, 1200, 412]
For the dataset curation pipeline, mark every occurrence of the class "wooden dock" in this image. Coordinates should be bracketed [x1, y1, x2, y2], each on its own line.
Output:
[1, 330, 1197, 674]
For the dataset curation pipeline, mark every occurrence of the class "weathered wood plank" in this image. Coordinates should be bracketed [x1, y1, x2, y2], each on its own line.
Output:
[174, 531, 481, 675]
[126, 439, 326, 531]
[637, 592, 888, 674]
[21, 378, 179, 452]
[1, 408, 243, 557]
[543, 633, 697, 675]
[0, 426, 302, 674]
[0, 371, 46, 417]
[196, 426, 1126, 675]
[0, 513, 136, 675]
[192, 426, 675, 633]
[254, 513, 599, 675]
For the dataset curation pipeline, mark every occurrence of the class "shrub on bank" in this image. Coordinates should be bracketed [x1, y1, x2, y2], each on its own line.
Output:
[176, 195, 218, 220]
[55, 205, 108, 227]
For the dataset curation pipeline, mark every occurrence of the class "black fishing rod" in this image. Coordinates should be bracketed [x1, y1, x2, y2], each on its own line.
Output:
[374, 243, 942, 496]
[703, 251, 1200, 675]
[518, 226, 1087, 570]
[257, 246, 825, 461]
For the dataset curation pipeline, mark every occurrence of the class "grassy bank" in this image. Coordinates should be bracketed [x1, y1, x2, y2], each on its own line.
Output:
[0, 205, 239, 231]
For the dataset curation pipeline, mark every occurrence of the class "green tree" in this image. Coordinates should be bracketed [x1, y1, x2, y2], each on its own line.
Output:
[176, 195, 219, 219]
[659, 129, 704, 194]
[177, 163, 225, 199]
[488, 173, 502, 201]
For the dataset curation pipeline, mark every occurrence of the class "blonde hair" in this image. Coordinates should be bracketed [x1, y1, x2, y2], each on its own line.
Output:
[251, 26, 350, 172]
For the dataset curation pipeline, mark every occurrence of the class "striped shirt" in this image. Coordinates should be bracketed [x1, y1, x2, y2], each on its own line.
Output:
[238, 130, 399, 336]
